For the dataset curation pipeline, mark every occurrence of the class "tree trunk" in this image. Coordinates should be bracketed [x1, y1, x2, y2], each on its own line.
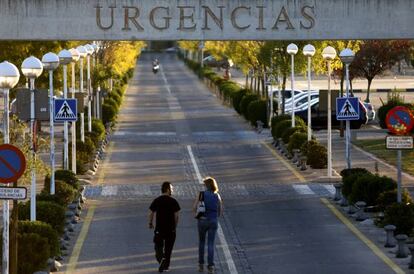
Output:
[366, 78, 373, 102]
[10, 181, 19, 274]
[245, 74, 248, 89]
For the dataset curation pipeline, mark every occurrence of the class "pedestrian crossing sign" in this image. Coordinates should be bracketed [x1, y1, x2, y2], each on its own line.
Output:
[54, 99, 77, 122]
[336, 97, 360, 121]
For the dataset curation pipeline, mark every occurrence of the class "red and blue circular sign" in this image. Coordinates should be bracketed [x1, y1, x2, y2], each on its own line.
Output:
[385, 106, 414, 135]
[0, 144, 26, 184]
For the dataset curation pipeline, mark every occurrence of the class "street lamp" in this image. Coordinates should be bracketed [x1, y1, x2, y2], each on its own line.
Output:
[70, 48, 80, 174]
[84, 44, 94, 132]
[21, 56, 43, 221]
[0, 61, 20, 274]
[287, 43, 298, 127]
[42, 52, 59, 195]
[339, 48, 355, 170]
[322, 46, 337, 178]
[76, 45, 87, 142]
[303, 44, 316, 141]
[58, 50, 72, 171]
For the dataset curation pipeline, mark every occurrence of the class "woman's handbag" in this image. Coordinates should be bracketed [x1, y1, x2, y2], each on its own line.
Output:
[195, 191, 206, 219]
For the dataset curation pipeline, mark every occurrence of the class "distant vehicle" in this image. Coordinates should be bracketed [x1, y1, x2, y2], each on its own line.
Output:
[295, 99, 368, 129]
[270, 88, 305, 101]
[284, 91, 319, 112]
[202, 55, 233, 69]
[363, 102, 376, 121]
[164, 47, 177, 52]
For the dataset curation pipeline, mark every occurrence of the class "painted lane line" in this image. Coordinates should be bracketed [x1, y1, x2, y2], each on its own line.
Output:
[292, 184, 315, 195]
[187, 145, 203, 184]
[101, 185, 118, 196]
[187, 145, 238, 274]
[323, 184, 336, 195]
[262, 142, 306, 183]
[321, 198, 405, 274]
[160, 65, 171, 94]
[66, 203, 96, 274]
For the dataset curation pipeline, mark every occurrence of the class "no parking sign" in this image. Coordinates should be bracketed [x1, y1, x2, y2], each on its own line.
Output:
[385, 106, 414, 135]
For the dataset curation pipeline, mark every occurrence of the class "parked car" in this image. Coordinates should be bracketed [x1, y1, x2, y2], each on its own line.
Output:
[295, 99, 368, 129]
[202, 55, 233, 68]
[271, 88, 304, 100]
[284, 92, 319, 113]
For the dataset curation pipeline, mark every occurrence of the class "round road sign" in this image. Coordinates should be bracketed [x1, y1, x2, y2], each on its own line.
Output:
[385, 106, 414, 135]
[0, 144, 26, 184]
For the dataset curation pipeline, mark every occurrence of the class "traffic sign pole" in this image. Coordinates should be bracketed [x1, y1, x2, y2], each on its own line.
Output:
[345, 63, 351, 169]
[30, 77, 36, 221]
[63, 64, 69, 170]
[49, 70, 56, 194]
[2, 88, 9, 274]
[71, 62, 77, 174]
[397, 150, 402, 203]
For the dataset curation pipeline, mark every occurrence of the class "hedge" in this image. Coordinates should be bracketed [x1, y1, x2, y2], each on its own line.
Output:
[102, 103, 117, 125]
[232, 89, 249, 113]
[348, 174, 396, 205]
[288, 132, 308, 152]
[306, 142, 327, 168]
[41, 180, 77, 206]
[18, 233, 50, 274]
[281, 126, 306, 144]
[19, 201, 66, 234]
[271, 114, 291, 139]
[239, 94, 259, 119]
[383, 203, 414, 235]
[45, 169, 79, 190]
[18, 220, 60, 257]
[340, 168, 372, 200]
[377, 189, 412, 212]
[247, 99, 267, 127]
[300, 140, 319, 157]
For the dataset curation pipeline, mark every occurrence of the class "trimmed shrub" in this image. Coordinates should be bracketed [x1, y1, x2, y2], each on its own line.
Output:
[19, 201, 66, 234]
[281, 126, 306, 144]
[232, 89, 248, 114]
[42, 180, 77, 205]
[273, 120, 292, 140]
[103, 98, 120, 112]
[53, 169, 79, 190]
[247, 99, 267, 127]
[102, 103, 117, 125]
[377, 189, 412, 212]
[271, 114, 291, 139]
[239, 94, 259, 119]
[300, 140, 319, 157]
[383, 203, 414, 235]
[306, 143, 327, 169]
[348, 174, 396, 205]
[288, 132, 308, 152]
[107, 92, 122, 106]
[18, 220, 60, 257]
[18, 233, 50, 274]
[341, 168, 372, 199]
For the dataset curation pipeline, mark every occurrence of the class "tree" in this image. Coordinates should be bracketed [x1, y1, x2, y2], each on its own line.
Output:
[350, 40, 412, 102]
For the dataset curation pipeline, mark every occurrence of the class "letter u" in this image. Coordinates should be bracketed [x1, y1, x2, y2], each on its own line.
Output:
[96, 6, 115, 30]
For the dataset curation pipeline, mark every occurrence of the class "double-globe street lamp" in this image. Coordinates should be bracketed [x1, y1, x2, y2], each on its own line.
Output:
[41, 52, 60, 194]
[322, 46, 337, 178]
[70, 48, 80, 174]
[58, 50, 73, 171]
[303, 44, 316, 142]
[339, 49, 355, 170]
[76, 45, 87, 142]
[287, 43, 298, 127]
[21, 56, 43, 221]
[0, 61, 20, 274]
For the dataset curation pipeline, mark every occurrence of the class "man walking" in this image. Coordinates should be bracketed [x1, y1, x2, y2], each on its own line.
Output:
[149, 182, 181, 272]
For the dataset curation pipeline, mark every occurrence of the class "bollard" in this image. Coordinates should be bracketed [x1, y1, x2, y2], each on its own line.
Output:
[340, 196, 348, 207]
[292, 149, 300, 164]
[277, 138, 283, 151]
[395, 234, 409, 258]
[300, 156, 307, 171]
[296, 152, 302, 167]
[347, 204, 357, 214]
[334, 184, 342, 201]
[355, 201, 368, 221]
[384, 225, 397, 248]
[409, 245, 414, 269]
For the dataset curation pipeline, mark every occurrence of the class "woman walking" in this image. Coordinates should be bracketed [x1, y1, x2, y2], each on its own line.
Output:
[193, 177, 223, 273]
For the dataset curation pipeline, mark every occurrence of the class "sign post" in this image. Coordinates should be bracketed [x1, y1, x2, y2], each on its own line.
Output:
[385, 106, 414, 203]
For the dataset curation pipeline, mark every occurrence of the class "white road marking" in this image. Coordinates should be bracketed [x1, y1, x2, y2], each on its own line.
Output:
[292, 184, 315, 195]
[101, 185, 118, 196]
[323, 184, 336, 195]
[114, 131, 176, 136]
[187, 145, 238, 274]
[160, 65, 171, 94]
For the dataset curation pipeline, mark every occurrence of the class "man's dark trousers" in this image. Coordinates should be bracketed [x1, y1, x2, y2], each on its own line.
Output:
[154, 230, 176, 268]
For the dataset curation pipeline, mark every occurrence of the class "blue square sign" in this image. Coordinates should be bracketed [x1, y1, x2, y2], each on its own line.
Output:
[336, 97, 360, 121]
[54, 99, 77, 122]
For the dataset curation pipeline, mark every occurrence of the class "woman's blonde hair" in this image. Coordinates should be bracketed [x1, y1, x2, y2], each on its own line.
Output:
[203, 177, 219, 193]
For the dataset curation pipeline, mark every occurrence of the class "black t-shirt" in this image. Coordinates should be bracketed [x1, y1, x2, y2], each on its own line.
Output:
[150, 195, 181, 233]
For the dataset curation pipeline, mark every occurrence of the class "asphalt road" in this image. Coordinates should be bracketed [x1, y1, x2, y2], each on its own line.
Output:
[62, 53, 397, 274]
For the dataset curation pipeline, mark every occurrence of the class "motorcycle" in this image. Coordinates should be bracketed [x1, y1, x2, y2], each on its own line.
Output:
[152, 64, 159, 74]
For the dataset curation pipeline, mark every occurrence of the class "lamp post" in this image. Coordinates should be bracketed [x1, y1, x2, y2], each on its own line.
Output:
[0, 61, 20, 274]
[303, 44, 316, 141]
[322, 46, 337, 178]
[42, 53, 60, 194]
[21, 56, 43, 221]
[58, 50, 72, 170]
[287, 43, 298, 127]
[339, 48, 355, 169]
[69, 48, 80, 174]
[84, 44, 94, 131]
[76, 45, 87, 142]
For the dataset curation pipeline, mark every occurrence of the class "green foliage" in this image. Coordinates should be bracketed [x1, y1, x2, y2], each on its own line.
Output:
[55, 169, 79, 189]
[102, 103, 117, 125]
[103, 98, 120, 112]
[288, 132, 308, 152]
[247, 100, 267, 127]
[348, 174, 396, 205]
[232, 89, 248, 114]
[19, 201, 66, 234]
[273, 120, 292, 140]
[107, 92, 122, 107]
[219, 81, 240, 102]
[239, 94, 259, 119]
[18, 233, 50, 274]
[271, 114, 291, 139]
[384, 203, 414, 235]
[281, 126, 306, 144]
[377, 189, 412, 212]
[341, 168, 372, 200]
[18, 220, 60, 257]
[42, 180, 77, 206]
[300, 140, 319, 157]
[306, 143, 327, 169]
